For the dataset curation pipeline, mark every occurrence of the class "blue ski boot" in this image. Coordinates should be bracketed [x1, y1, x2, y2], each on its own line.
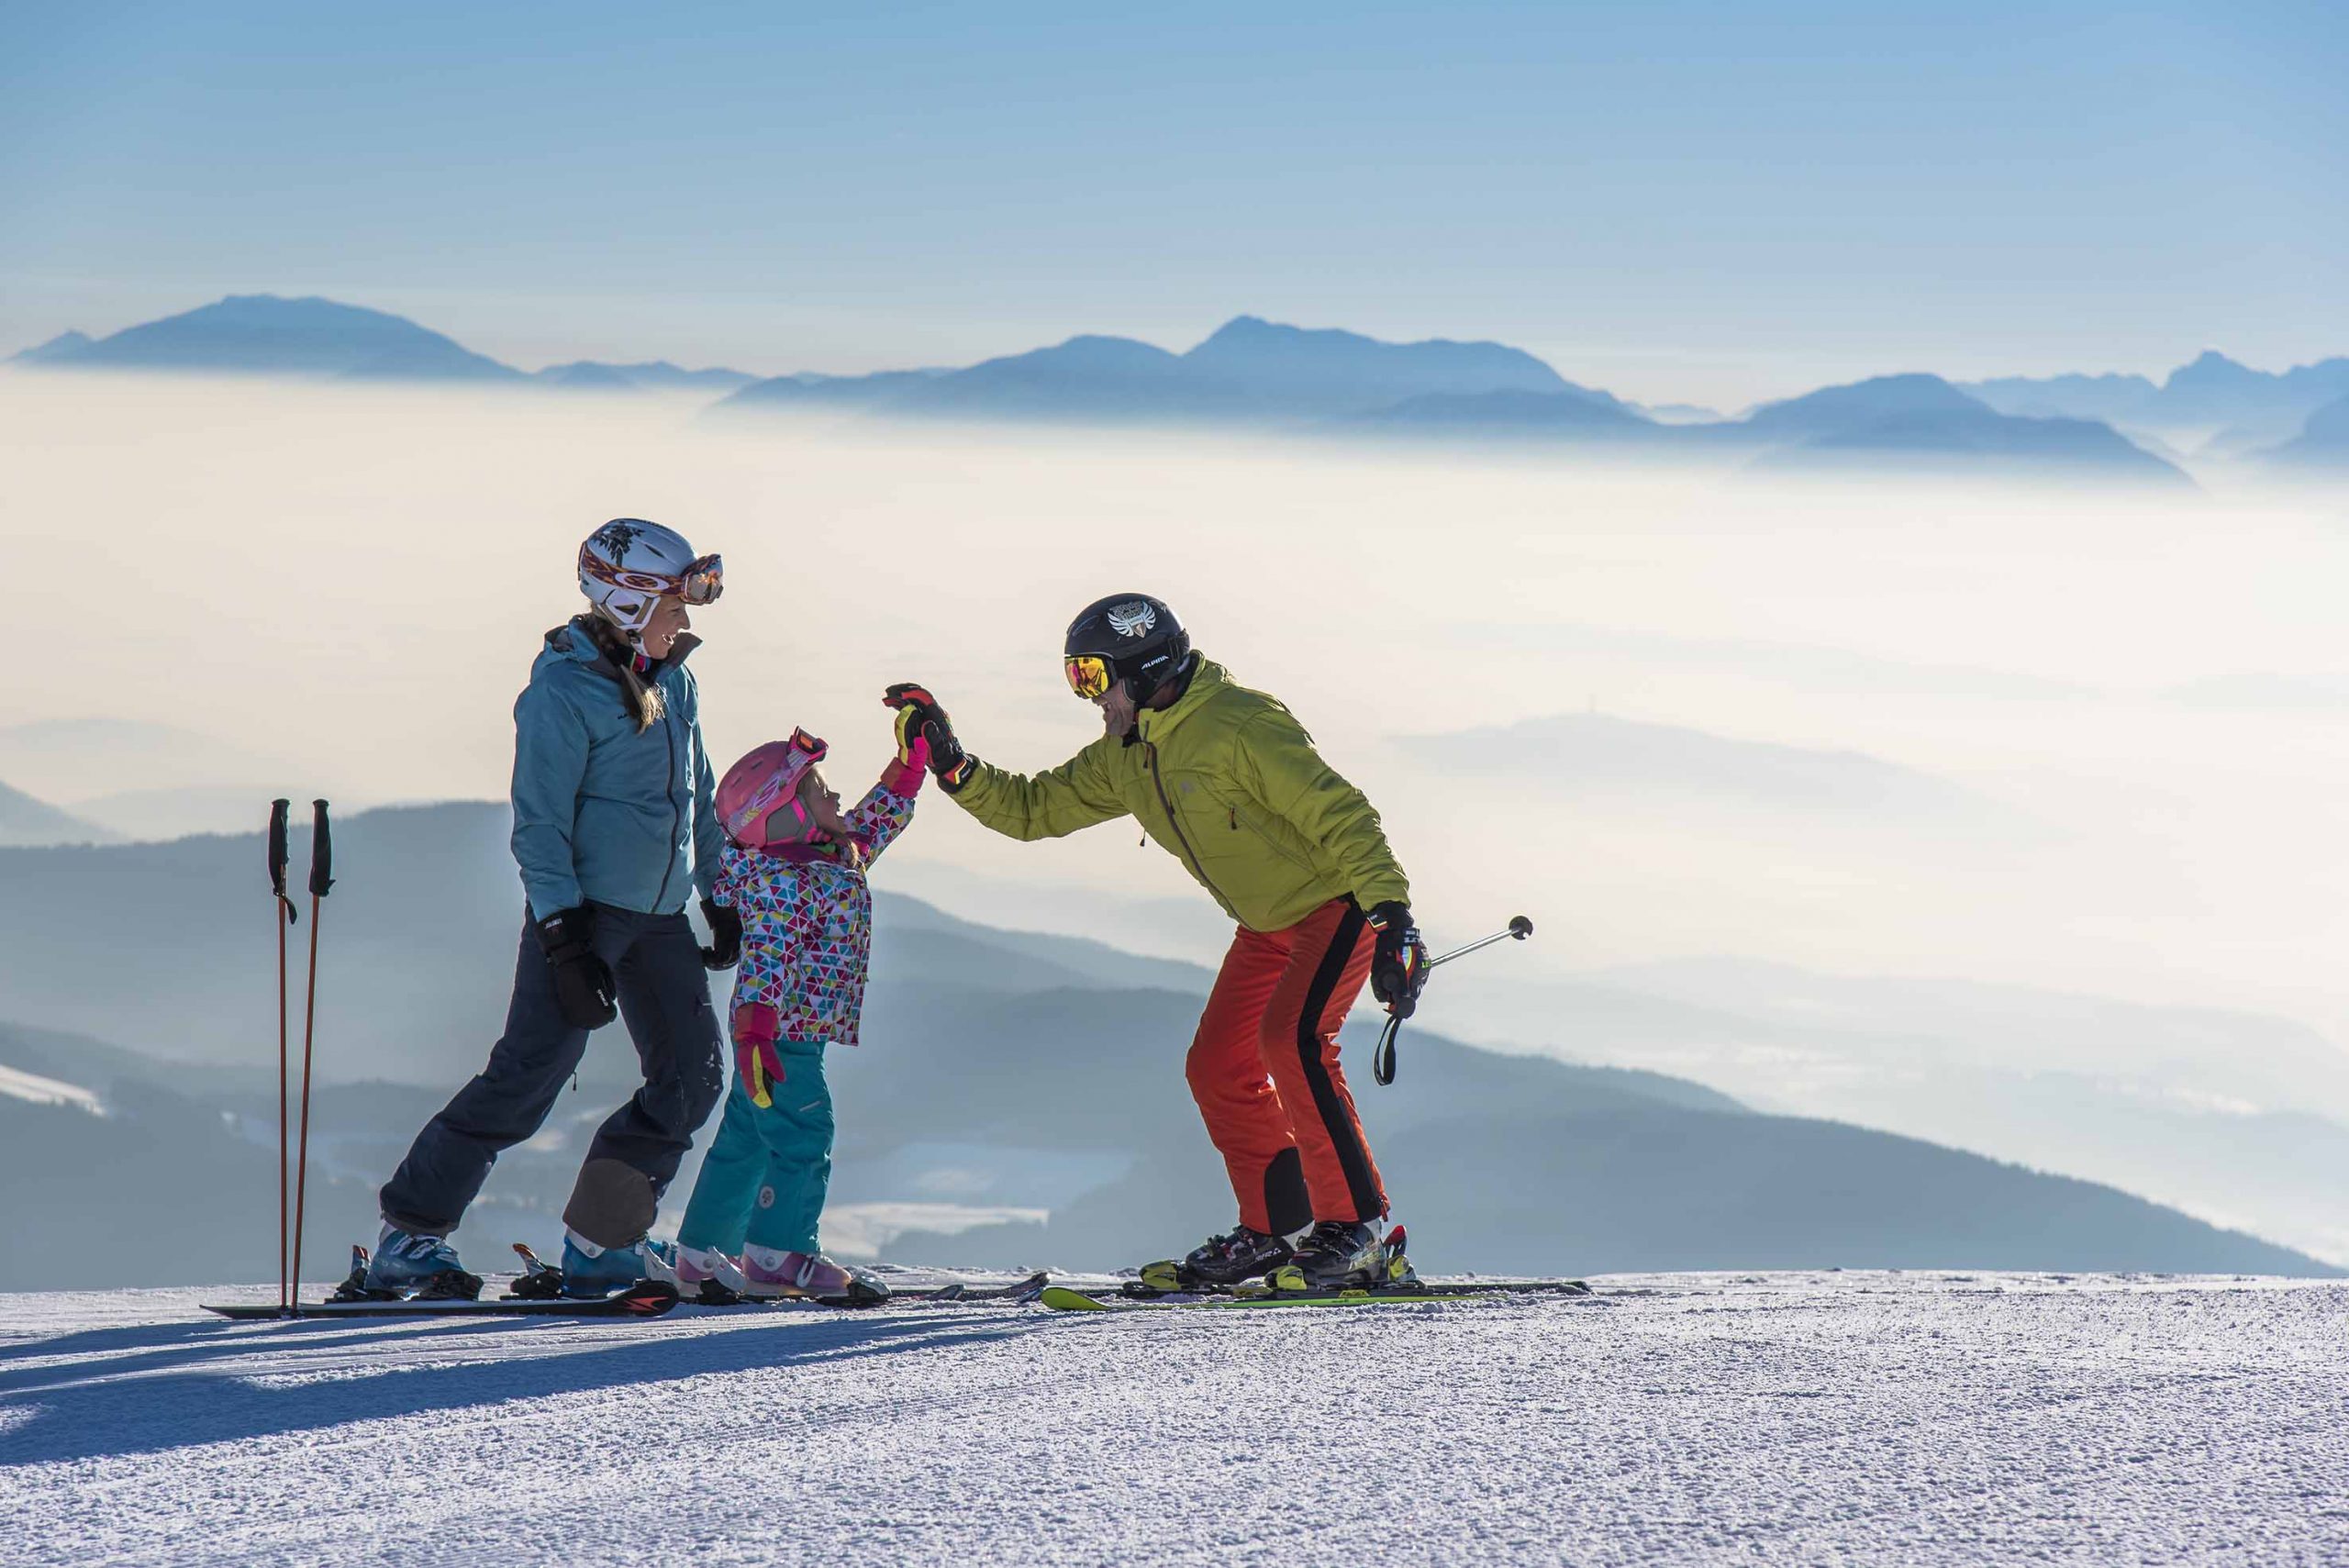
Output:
[561, 1230, 680, 1299]
[362, 1224, 483, 1299]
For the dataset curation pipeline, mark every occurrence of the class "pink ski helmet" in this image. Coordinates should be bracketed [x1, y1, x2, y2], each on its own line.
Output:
[716, 729, 828, 849]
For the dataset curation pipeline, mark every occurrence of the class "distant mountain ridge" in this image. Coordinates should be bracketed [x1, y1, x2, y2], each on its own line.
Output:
[1966, 350, 2349, 454]
[9, 295, 753, 394]
[0, 780, 116, 848]
[7, 292, 2306, 480]
[21, 295, 526, 384]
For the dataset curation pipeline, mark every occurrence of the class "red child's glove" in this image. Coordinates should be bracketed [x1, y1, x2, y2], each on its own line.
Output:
[732, 1000, 785, 1109]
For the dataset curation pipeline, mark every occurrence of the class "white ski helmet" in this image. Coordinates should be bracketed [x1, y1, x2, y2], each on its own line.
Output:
[576, 518, 723, 640]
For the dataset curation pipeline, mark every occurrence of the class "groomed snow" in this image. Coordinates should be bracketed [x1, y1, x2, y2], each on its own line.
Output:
[3, 1271, 2343, 1565]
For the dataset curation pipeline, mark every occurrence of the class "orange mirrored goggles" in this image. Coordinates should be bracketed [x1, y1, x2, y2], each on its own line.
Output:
[580, 547, 725, 606]
[1064, 654, 1116, 700]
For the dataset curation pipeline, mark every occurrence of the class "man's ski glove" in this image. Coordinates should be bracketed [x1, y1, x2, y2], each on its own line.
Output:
[1365, 901, 1430, 1019]
[731, 1001, 786, 1110]
[699, 897, 741, 972]
[535, 906, 618, 1029]
[882, 684, 974, 790]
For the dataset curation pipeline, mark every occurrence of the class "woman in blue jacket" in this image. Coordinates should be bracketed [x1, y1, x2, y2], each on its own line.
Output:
[370, 519, 740, 1298]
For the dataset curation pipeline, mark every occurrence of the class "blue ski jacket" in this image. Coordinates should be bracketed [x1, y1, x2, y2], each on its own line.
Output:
[509, 617, 723, 921]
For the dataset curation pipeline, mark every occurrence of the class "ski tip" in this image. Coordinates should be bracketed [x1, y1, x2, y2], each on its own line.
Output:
[1038, 1285, 1116, 1312]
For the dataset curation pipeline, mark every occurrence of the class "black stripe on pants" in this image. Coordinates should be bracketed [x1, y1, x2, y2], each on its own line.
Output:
[1293, 900, 1384, 1222]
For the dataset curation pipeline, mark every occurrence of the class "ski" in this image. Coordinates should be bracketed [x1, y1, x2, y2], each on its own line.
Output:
[1115, 1276, 1594, 1302]
[201, 1280, 680, 1320]
[679, 1270, 1054, 1308]
[1041, 1284, 1500, 1313]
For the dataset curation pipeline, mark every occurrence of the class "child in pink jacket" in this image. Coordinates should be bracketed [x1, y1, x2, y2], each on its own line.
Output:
[674, 712, 924, 1303]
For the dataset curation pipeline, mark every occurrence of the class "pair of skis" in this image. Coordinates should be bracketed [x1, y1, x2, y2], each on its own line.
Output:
[1038, 1276, 1598, 1313]
[267, 799, 333, 1318]
[203, 1242, 1052, 1320]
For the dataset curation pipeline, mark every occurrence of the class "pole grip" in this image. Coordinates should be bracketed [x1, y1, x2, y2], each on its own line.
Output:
[307, 800, 334, 898]
[268, 799, 291, 898]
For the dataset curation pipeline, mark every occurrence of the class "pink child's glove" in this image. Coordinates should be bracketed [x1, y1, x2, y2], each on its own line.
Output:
[732, 1000, 785, 1109]
[882, 706, 930, 796]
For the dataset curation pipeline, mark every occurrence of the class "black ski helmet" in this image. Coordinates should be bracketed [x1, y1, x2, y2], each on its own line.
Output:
[1063, 593, 1191, 703]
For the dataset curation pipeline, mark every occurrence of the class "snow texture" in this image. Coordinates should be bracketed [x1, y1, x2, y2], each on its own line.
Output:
[2, 1271, 2343, 1565]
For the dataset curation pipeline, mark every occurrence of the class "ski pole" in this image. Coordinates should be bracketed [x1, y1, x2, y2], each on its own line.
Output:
[1427, 915, 1534, 970]
[290, 800, 333, 1313]
[267, 800, 296, 1314]
[1374, 915, 1534, 1087]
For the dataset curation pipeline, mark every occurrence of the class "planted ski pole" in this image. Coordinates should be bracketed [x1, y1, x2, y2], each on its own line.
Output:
[1374, 915, 1533, 1087]
[290, 800, 333, 1313]
[267, 800, 297, 1313]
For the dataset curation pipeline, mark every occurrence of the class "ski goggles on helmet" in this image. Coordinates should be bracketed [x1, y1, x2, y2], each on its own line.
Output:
[1064, 654, 1118, 701]
[578, 545, 727, 606]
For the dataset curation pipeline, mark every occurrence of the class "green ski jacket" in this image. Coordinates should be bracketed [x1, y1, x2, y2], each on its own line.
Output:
[948, 659, 1410, 932]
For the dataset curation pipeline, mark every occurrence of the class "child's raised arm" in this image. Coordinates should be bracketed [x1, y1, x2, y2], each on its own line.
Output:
[846, 709, 928, 862]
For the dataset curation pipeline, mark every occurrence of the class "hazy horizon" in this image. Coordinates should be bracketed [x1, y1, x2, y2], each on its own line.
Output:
[9, 371, 2349, 1058]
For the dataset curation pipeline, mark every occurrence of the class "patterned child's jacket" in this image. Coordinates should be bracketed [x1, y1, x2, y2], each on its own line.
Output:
[713, 779, 917, 1048]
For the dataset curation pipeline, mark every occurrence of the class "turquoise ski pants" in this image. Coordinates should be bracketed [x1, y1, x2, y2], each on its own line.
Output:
[676, 1040, 833, 1255]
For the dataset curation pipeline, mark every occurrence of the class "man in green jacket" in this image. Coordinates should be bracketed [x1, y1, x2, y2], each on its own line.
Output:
[885, 594, 1428, 1289]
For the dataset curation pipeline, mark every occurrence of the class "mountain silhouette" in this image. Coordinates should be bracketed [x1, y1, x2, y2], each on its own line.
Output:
[1964, 371, 2159, 425]
[1180, 315, 1572, 411]
[0, 779, 116, 848]
[17, 295, 525, 382]
[11, 329, 94, 364]
[716, 316, 1605, 426]
[1734, 374, 2188, 484]
[2265, 395, 2349, 467]
[1965, 351, 2349, 446]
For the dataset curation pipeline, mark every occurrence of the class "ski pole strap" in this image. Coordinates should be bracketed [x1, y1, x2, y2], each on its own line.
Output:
[1375, 1012, 1403, 1086]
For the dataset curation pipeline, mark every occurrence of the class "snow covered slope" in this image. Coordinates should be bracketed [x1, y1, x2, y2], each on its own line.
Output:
[4, 1271, 2342, 1565]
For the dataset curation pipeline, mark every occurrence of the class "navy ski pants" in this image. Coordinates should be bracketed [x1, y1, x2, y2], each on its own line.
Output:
[378, 905, 725, 1240]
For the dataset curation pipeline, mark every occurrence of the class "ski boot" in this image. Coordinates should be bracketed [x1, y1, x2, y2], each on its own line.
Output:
[1138, 1224, 1295, 1292]
[362, 1224, 484, 1299]
[742, 1246, 892, 1306]
[677, 1245, 752, 1306]
[1266, 1219, 1395, 1292]
[560, 1230, 680, 1299]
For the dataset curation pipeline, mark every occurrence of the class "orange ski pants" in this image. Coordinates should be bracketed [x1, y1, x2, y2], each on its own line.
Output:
[1186, 895, 1388, 1235]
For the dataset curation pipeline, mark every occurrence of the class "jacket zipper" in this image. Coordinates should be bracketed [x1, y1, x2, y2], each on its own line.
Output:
[651, 702, 680, 912]
[1145, 740, 1234, 915]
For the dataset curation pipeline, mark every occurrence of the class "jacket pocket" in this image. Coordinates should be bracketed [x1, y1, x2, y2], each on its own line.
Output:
[1227, 799, 1317, 875]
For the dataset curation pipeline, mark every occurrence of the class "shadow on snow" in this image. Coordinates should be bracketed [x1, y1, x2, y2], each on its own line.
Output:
[0, 1310, 1035, 1465]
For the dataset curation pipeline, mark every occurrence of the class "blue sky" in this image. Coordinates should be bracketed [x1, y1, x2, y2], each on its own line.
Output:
[4, 1, 2343, 405]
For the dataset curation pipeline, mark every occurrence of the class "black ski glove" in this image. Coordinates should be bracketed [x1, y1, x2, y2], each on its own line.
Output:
[535, 906, 618, 1029]
[699, 897, 741, 971]
[1365, 901, 1430, 1019]
[882, 683, 974, 790]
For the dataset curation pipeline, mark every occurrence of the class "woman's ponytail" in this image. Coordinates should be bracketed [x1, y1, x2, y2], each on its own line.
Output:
[585, 619, 668, 732]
